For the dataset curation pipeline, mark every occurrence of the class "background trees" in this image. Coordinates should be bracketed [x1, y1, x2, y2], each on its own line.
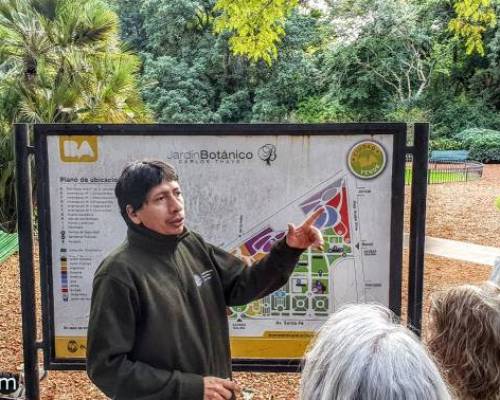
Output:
[0, 0, 149, 231]
[0, 0, 499, 230]
[113, 0, 498, 136]
[116, 0, 325, 123]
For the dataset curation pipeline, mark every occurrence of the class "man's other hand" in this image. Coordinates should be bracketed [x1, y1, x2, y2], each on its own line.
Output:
[286, 207, 325, 250]
[203, 376, 241, 400]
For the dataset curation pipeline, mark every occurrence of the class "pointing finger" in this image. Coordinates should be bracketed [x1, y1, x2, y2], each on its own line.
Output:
[303, 206, 325, 227]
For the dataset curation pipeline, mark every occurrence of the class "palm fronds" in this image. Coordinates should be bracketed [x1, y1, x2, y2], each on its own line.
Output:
[0, 0, 150, 229]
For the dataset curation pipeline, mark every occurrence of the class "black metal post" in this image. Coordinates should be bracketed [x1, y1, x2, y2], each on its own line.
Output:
[14, 123, 40, 399]
[34, 128, 51, 370]
[388, 124, 407, 317]
[407, 123, 429, 336]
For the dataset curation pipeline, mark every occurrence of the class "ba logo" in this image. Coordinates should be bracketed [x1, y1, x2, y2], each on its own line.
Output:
[59, 136, 98, 162]
[258, 144, 277, 166]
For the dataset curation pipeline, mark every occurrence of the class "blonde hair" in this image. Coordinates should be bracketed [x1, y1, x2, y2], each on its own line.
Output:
[428, 282, 500, 400]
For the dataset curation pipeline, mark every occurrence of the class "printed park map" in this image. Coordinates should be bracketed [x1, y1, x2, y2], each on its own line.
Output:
[229, 176, 359, 323]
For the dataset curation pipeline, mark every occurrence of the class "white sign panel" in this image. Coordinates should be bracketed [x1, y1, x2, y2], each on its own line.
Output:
[45, 132, 397, 359]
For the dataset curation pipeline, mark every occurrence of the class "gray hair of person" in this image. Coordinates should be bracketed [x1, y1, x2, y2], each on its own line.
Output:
[490, 257, 500, 285]
[299, 303, 451, 400]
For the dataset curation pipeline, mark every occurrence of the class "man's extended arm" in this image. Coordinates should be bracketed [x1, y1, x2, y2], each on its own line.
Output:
[209, 238, 304, 306]
[208, 207, 325, 306]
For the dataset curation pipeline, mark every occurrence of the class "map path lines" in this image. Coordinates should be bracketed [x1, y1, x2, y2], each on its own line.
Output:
[229, 175, 363, 327]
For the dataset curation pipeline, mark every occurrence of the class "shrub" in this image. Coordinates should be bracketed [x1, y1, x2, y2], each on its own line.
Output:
[429, 94, 500, 138]
[430, 138, 464, 150]
[453, 128, 500, 141]
[467, 134, 500, 162]
[0, 125, 16, 232]
[385, 106, 430, 124]
[293, 97, 354, 123]
[454, 128, 500, 162]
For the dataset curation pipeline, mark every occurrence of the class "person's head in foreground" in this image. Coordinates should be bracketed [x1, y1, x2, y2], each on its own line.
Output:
[428, 282, 500, 400]
[300, 303, 451, 400]
[114, 159, 185, 235]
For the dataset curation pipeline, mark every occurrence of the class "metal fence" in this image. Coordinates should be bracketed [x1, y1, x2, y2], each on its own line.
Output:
[405, 155, 483, 184]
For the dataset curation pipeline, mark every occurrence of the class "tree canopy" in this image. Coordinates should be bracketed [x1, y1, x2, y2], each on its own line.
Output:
[1, 0, 499, 230]
[0, 0, 149, 123]
[213, 0, 298, 65]
[0, 0, 149, 230]
[116, 0, 325, 122]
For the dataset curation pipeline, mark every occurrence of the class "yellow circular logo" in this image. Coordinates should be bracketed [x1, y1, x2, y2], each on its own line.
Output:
[348, 141, 387, 179]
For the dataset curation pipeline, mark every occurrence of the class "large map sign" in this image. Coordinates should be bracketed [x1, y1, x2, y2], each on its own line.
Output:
[35, 124, 406, 367]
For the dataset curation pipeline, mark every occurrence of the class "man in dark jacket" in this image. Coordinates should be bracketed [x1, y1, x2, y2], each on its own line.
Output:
[86, 160, 324, 400]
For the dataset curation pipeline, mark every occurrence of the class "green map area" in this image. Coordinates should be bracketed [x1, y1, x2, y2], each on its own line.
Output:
[230, 178, 354, 321]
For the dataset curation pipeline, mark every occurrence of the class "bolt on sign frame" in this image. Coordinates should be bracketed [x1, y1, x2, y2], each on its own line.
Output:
[14, 123, 429, 400]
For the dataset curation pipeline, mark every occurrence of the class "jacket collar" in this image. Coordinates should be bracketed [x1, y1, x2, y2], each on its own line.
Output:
[126, 220, 190, 254]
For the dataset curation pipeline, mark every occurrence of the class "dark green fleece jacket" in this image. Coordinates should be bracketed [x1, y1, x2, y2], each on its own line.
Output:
[86, 224, 303, 400]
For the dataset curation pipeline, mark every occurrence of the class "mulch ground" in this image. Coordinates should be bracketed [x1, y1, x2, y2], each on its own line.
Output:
[0, 165, 498, 399]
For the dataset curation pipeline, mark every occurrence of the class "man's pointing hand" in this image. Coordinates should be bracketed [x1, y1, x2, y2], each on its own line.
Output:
[286, 207, 325, 250]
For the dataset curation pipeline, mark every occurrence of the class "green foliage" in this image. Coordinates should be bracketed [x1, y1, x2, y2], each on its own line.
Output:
[427, 93, 500, 138]
[453, 127, 500, 140]
[141, 55, 223, 122]
[385, 107, 430, 124]
[454, 128, 500, 161]
[138, 0, 215, 55]
[430, 137, 464, 150]
[0, 0, 150, 230]
[322, 0, 435, 121]
[293, 97, 354, 123]
[467, 134, 500, 162]
[112, 0, 147, 49]
[448, 0, 497, 55]
[0, 0, 149, 123]
[213, 0, 298, 65]
[310, 0, 500, 133]
[0, 75, 20, 232]
[0, 123, 15, 232]
[405, 168, 470, 184]
[114, 0, 499, 133]
[495, 196, 500, 210]
[1, 0, 499, 229]
[125, 0, 325, 123]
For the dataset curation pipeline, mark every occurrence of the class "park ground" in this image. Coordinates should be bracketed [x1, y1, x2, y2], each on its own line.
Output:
[0, 165, 498, 399]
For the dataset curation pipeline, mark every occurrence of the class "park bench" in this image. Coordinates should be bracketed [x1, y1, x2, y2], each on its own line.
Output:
[429, 150, 469, 163]
[424, 149, 483, 183]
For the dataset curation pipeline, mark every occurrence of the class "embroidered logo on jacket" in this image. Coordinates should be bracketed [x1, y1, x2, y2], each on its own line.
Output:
[193, 270, 213, 287]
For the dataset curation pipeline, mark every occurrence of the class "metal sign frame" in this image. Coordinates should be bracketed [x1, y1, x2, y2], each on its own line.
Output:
[15, 123, 429, 399]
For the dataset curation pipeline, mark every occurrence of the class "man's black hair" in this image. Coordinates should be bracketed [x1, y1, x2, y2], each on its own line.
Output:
[115, 160, 178, 220]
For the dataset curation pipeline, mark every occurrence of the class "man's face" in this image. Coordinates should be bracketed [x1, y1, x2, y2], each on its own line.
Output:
[128, 180, 185, 235]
